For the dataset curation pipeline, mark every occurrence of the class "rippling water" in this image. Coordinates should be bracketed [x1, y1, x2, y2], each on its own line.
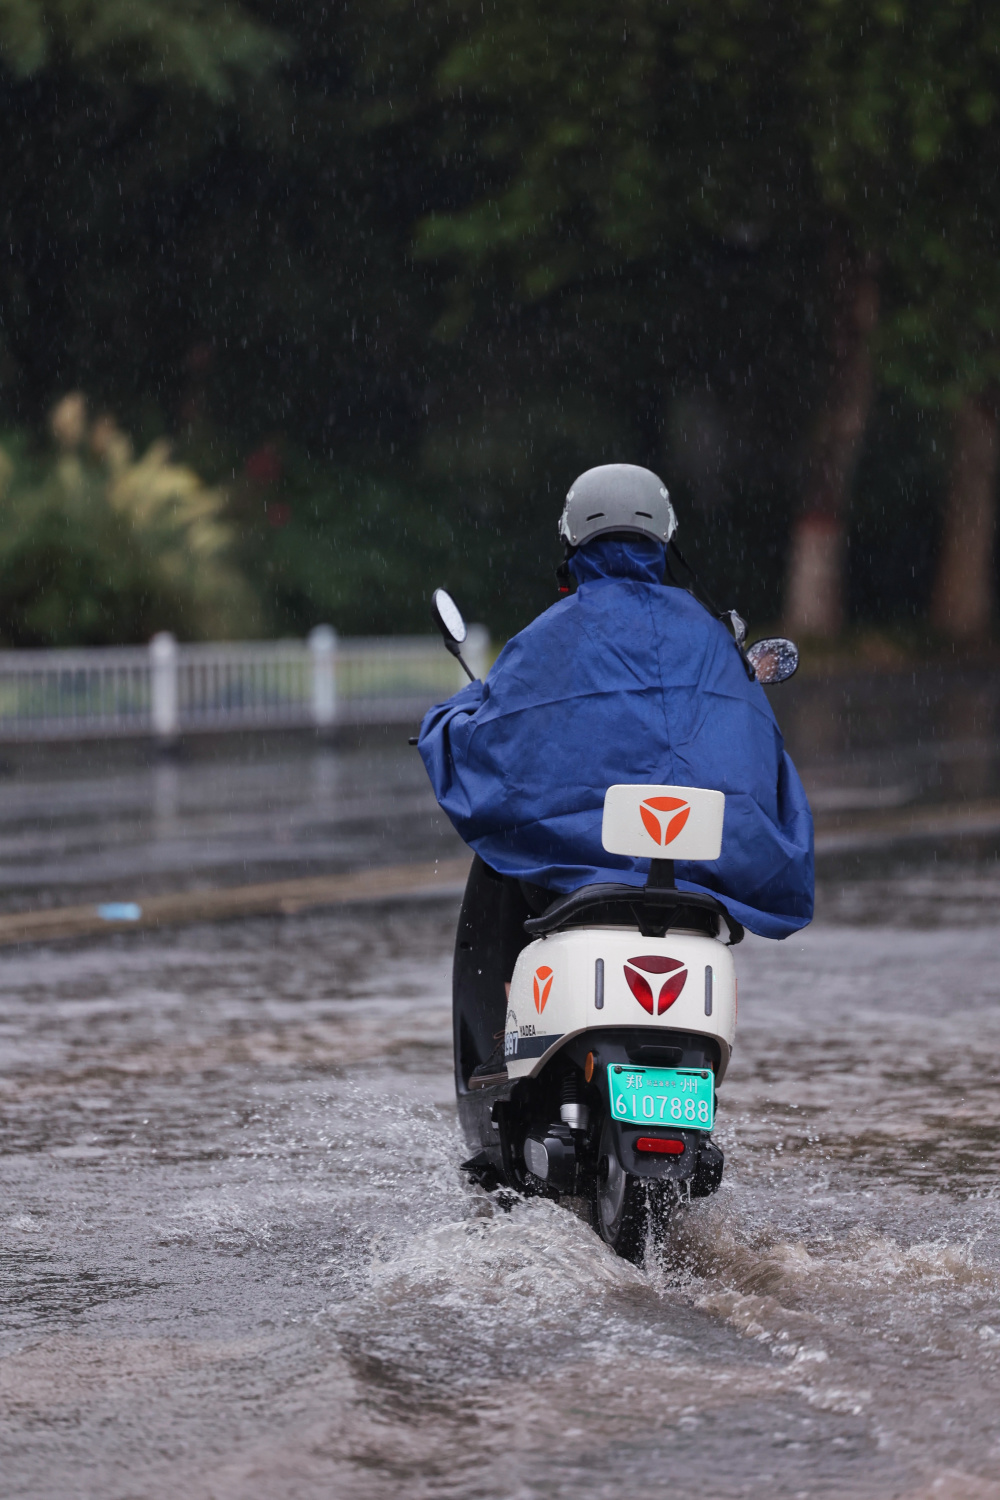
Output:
[3, 881, 1000, 1498]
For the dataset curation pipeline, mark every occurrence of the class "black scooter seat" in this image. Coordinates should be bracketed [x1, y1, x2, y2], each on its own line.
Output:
[523, 882, 743, 944]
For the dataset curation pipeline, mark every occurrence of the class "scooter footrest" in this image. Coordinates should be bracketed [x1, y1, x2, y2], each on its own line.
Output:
[460, 1151, 505, 1192]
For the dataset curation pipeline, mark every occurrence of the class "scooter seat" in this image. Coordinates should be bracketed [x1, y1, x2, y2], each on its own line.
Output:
[523, 882, 743, 944]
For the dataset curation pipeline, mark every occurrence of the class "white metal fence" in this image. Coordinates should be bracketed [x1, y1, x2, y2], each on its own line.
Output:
[0, 626, 489, 741]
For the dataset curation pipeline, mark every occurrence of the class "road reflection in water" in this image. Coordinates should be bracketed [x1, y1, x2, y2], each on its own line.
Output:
[0, 732, 464, 912]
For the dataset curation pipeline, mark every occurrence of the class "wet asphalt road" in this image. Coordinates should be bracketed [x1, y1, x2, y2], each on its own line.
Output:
[2, 672, 1000, 1498]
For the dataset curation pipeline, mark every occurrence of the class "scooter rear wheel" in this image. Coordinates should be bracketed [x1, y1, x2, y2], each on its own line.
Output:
[591, 1114, 667, 1263]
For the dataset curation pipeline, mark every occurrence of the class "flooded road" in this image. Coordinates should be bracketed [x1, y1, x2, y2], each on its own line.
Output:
[0, 731, 464, 912]
[3, 674, 1000, 1498]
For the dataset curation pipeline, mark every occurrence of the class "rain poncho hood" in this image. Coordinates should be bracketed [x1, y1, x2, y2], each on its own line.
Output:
[419, 537, 814, 939]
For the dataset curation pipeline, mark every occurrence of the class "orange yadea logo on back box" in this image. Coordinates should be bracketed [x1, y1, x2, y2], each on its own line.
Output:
[639, 795, 691, 847]
[623, 955, 687, 1015]
[533, 965, 554, 1014]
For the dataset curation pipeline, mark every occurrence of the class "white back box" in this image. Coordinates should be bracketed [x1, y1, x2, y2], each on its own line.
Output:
[601, 784, 724, 862]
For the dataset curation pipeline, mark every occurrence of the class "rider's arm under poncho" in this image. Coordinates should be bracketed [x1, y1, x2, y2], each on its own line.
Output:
[418, 538, 814, 940]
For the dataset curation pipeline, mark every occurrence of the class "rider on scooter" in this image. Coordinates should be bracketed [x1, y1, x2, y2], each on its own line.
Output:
[419, 464, 814, 1075]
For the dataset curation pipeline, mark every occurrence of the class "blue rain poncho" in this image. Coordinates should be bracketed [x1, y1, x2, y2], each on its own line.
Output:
[419, 538, 814, 939]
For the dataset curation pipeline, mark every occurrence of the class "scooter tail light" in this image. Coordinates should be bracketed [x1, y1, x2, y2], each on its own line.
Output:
[635, 1136, 685, 1155]
[624, 967, 654, 1013]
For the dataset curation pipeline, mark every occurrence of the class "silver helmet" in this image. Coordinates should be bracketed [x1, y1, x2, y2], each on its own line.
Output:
[558, 464, 677, 549]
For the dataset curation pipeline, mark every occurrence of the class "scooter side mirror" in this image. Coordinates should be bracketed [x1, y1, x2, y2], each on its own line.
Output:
[746, 637, 799, 684]
[430, 587, 476, 683]
[431, 588, 468, 647]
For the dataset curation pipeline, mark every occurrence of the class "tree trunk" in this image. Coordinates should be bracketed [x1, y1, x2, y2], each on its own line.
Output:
[930, 395, 999, 642]
[784, 243, 879, 637]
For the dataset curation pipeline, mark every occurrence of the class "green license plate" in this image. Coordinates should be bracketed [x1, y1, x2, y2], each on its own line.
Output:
[607, 1064, 715, 1131]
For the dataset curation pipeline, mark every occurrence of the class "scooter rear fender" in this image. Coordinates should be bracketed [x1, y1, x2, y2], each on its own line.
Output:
[505, 927, 736, 1083]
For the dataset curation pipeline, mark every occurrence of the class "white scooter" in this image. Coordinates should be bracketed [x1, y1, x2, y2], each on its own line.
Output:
[425, 588, 797, 1261]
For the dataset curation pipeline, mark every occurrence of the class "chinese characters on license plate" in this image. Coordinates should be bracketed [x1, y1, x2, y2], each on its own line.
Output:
[607, 1064, 715, 1131]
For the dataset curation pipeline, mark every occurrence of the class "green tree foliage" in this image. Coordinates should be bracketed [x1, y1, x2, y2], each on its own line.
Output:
[0, 0, 282, 92]
[407, 2, 807, 298]
[0, 0, 288, 419]
[411, 0, 1000, 406]
[0, 0, 997, 643]
[798, 0, 1000, 406]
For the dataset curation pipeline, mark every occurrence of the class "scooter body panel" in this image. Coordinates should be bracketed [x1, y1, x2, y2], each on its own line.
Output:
[504, 926, 736, 1082]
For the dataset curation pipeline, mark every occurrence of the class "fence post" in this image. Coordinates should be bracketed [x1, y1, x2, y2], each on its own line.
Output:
[309, 625, 338, 733]
[465, 624, 490, 683]
[150, 632, 179, 747]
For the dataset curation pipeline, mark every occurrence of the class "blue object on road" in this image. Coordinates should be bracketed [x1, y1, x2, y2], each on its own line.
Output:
[418, 537, 814, 940]
[97, 903, 143, 922]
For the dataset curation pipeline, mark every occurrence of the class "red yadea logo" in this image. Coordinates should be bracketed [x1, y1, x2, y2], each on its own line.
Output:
[639, 795, 691, 847]
[623, 955, 687, 1015]
[533, 964, 554, 1014]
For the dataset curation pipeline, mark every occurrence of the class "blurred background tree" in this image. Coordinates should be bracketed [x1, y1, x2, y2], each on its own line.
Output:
[0, 0, 997, 648]
[794, 0, 1000, 642]
[0, 393, 256, 644]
